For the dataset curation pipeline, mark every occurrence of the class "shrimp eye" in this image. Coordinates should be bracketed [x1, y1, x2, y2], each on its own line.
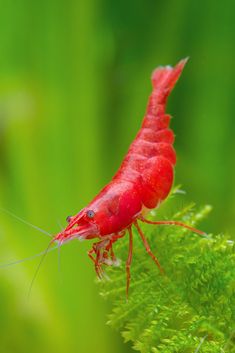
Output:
[86, 210, 95, 219]
[66, 215, 72, 223]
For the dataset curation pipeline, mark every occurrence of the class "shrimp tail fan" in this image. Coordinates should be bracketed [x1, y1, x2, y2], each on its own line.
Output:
[147, 58, 188, 111]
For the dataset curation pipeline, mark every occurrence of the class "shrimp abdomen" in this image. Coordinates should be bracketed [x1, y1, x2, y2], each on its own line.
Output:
[114, 59, 187, 209]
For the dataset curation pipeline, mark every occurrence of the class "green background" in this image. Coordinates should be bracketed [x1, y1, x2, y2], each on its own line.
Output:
[0, 1, 235, 352]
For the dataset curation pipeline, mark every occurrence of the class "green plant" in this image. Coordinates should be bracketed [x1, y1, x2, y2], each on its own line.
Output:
[98, 197, 235, 352]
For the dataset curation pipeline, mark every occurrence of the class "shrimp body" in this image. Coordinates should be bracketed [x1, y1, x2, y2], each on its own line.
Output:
[54, 58, 204, 296]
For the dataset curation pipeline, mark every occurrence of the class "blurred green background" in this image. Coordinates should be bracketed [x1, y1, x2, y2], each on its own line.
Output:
[1, 1, 235, 352]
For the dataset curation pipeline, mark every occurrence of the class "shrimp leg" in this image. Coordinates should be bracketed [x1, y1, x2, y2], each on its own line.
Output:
[134, 220, 164, 273]
[88, 232, 126, 278]
[105, 231, 126, 265]
[88, 239, 109, 278]
[138, 215, 206, 236]
[126, 227, 133, 299]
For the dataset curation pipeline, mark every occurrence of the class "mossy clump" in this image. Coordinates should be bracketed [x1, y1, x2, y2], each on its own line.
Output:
[98, 201, 235, 353]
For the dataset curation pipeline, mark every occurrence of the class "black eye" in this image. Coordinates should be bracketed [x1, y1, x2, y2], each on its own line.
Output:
[66, 215, 72, 223]
[86, 210, 95, 219]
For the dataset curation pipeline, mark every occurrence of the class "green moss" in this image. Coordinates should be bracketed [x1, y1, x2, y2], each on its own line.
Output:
[98, 200, 235, 352]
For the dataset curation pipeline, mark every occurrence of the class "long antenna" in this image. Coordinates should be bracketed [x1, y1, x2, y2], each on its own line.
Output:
[0, 208, 52, 238]
[0, 245, 58, 268]
[27, 239, 54, 300]
[57, 242, 62, 284]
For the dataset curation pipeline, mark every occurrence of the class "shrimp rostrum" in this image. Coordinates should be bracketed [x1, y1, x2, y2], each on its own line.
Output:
[54, 58, 204, 297]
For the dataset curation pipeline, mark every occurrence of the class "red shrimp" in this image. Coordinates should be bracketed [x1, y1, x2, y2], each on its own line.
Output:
[53, 58, 205, 297]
